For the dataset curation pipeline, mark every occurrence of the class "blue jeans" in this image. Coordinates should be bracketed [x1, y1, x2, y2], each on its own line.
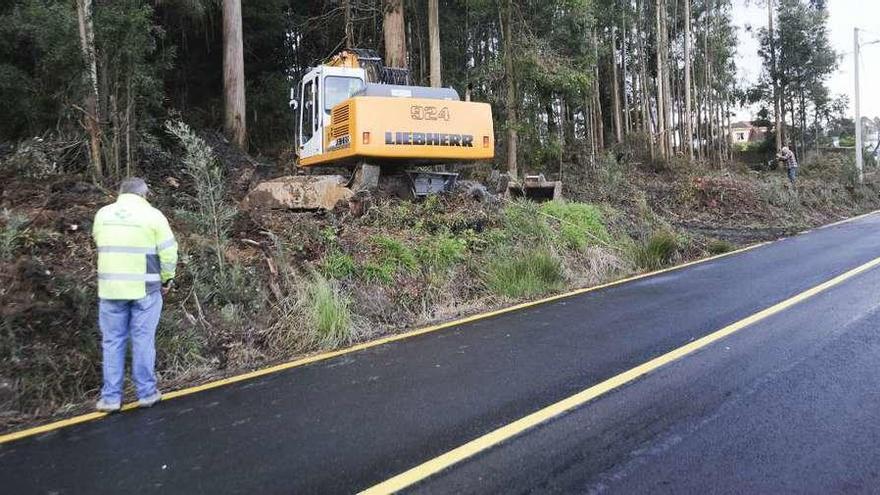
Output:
[787, 167, 798, 183]
[99, 291, 163, 404]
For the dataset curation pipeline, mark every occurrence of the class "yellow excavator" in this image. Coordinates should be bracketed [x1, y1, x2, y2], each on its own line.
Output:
[290, 49, 494, 193]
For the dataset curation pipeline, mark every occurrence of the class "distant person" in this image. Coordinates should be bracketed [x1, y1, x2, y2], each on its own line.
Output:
[91, 177, 177, 412]
[777, 146, 798, 184]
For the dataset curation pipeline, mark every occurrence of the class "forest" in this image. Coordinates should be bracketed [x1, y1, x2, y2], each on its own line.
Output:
[0, 0, 852, 177]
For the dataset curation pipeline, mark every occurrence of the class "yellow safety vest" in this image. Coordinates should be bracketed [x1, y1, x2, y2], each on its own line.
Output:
[92, 194, 178, 300]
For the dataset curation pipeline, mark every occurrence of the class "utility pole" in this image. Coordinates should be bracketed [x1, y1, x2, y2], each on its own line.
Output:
[854, 28, 864, 184]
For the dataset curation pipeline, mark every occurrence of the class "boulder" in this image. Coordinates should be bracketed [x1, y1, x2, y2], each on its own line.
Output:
[242, 175, 353, 211]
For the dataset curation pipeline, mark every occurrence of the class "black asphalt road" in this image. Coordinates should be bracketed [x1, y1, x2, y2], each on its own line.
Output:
[3, 213, 880, 494]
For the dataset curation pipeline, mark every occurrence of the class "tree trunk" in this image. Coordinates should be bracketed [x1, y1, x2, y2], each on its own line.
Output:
[612, 27, 623, 144]
[546, 101, 557, 138]
[660, 0, 673, 156]
[383, 0, 407, 68]
[344, 0, 354, 48]
[592, 30, 605, 151]
[623, 13, 631, 135]
[684, 0, 693, 160]
[637, 0, 654, 160]
[428, 0, 441, 87]
[76, 0, 102, 178]
[223, 0, 247, 148]
[655, 0, 667, 159]
[502, 0, 518, 178]
[125, 75, 134, 177]
[696, 67, 703, 160]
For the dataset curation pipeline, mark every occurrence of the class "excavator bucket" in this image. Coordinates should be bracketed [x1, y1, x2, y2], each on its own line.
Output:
[507, 174, 562, 202]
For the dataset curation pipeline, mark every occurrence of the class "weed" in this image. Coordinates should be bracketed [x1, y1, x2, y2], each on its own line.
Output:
[485, 249, 565, 298]
[320, 226, 338, 244]
[19, 228, 60, 252]
[539, 201, 610, 250]
[0, 209, 28, 261]
[759, 175, 799, 208]
[307, 275, 352, 348]
[416, 233, 467, 270]
[499, 200, 555, 247]
[594, 151, 631, 199]
[321, 250, 356, 279]
[631, 230, 680, 270]
[156, 310, 208, 375]
[707, 238, 735, 255]
[368, 235, 417, 273]
[189, 257, 265, 313]
[360, 262, 396, 284]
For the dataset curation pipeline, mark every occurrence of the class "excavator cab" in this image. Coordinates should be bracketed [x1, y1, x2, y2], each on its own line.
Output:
[293, 64, 367, 162]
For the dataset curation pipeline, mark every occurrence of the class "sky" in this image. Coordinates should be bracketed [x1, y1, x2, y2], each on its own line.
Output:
[731, 0, 880, 121]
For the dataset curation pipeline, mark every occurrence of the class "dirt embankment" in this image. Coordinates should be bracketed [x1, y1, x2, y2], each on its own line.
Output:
[1, 137, 878, 432]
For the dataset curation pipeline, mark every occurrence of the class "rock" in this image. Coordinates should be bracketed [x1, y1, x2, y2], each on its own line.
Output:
[348, 189, 373, 217]
[242, 175, 354, 211]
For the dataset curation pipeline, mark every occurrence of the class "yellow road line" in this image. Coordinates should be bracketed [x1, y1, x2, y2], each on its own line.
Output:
[359, 255, 880, 494]
[0, 241, 764, 445]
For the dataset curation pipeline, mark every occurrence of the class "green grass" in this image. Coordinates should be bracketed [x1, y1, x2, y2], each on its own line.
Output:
[360, 235, 418, 284]
[369, 235, 417, 271]
[416, 233, 467, 270]
[498, 200, 611, 254]
[500, 200, 555, 246]
[485, 249, 565, 298]
[631, 231, 680, 270]
[307, 276, 352, 348]
[539, 200, 611, 250]
[321, 250, 356, 279]
[360, 262, 396, 284]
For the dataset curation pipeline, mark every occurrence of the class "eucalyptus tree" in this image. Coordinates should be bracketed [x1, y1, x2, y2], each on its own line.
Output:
[756, 0, 836, 154]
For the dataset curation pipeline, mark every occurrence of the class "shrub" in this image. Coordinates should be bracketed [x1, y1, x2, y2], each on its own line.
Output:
[631, 231, 680, 270]
[539, 201, 610, 250]
[707, 238, 735, 255]
[0, 209, 28, 261]
[166, 120, 236, 275]
[156, 311, 208, 375]
[595, 151, 631, 198]
[485, 249, 564, 298]
[306, 276, 352, 348]
[759, 176, 799, 208]
[188, 256, 264, 313]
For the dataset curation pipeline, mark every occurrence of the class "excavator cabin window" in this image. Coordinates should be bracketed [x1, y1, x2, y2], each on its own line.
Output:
[324, 76, 364, 113]
[301, 80, 314, 144]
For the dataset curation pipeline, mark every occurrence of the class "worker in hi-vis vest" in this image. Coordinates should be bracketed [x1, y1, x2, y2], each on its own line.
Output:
[91, 177, 177, 412]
